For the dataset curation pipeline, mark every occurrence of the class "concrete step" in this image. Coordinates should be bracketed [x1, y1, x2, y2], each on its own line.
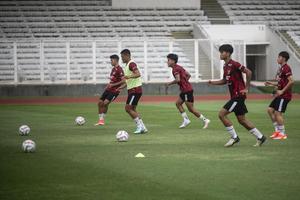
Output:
[201, 0, 229, 25]
[281, 31, 300, 55]
[172, 31, 193, 39]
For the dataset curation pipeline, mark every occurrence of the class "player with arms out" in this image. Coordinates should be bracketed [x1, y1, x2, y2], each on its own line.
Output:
[117, 49, 147, 134]
[166, 53, 210, 129]
[95, 55, 124, 126]
[265, 51, 294, 140]
[208, 44, 266, 147]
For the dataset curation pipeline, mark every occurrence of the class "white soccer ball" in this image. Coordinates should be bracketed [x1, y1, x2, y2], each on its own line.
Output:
[75, 116, 85, 125]
[19, 125, 30, 136]
[116, 130, 129, 142]
[22, 139, 36, 153]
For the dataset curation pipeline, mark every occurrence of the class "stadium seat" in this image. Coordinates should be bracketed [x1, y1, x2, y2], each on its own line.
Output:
[218, 0, 300, 48]
[0, 0, 208, 83]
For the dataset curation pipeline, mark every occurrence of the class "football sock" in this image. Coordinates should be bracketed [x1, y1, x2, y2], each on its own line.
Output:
[181, 112, 189, 120]
[139, 119, 146, 129]
[226, 126, 238, 139]
[134, 117, 141, 127]
[273, 122, 278, 132]
[277, 125, 285, 135]
[249, 128, 263, 139]
[99, 113, 105, 120]
[199, 114, 207, 121]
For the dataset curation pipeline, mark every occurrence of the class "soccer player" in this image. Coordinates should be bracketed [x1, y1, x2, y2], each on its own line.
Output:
[208, 44, 266, 147]
[166, 53, 210, 129]
[95, 54, 124, 126]
[117, 49, 147, 134]
[265, 51, 294, 140]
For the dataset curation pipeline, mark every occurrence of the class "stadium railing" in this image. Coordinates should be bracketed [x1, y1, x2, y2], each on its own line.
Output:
[0, 38, 245, 85]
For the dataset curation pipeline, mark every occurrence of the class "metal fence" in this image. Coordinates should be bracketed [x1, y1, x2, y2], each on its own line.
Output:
[0, 39, 245, 85]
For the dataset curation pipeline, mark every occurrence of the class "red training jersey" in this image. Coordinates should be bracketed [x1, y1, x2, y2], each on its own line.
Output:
[276, 64, 293, 100]
[127, 62, 143, 94]
[223, 59, 247, 99]
[106, 65, 124, 94]
[172, 64, 193, 93]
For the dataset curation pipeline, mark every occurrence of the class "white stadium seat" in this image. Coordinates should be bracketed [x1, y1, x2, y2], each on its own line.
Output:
[0, 0, 208, 83]
[218, 0, 300, 48]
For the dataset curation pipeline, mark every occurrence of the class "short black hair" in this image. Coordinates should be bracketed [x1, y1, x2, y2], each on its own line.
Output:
[110, 54, 119, 61]
[120, 49, 131, 55]
[167, 53, 178, 63]
[278, 51, 289, 61]
[219, 44, 234, 55]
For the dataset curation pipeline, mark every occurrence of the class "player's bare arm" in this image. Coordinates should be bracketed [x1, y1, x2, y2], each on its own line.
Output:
[106, 78, 125, 89]
[117, 83, 127, 91]
[166, 74, 180, 87]
[208, 78, 226, 85]
[264, 81, 277, 86]
[185, 71, 191, 81]
[240, 67, 252, 94]
[107, 79, 124, 89]
[276, 75, 294, 96]
[125, 69, 141, 79]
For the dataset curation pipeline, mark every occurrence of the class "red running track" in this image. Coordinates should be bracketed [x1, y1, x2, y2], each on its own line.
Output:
[0, 94, 299, 105]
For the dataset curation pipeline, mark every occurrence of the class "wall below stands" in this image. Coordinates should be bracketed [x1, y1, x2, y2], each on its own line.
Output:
[199, 24, 300, 80]
[112, 0, 200, 8]
[0, 83, 240, 96]
[201, 25, 268, 43]
[265, 27, 300, 81]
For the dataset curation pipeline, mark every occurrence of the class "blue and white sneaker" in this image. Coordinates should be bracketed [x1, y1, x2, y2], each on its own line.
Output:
[224, 136, 240, 147]
[134, 126, 148, 134]
[179, 119, 191, 129]
[141, 126, 148, 133]
[202, 119, 210, 129]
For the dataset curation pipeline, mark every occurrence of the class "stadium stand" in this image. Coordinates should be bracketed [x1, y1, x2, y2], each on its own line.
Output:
[218, 0, 300, 52]
[201, 0, 230, 24]
[0, 39, 210, 84]
[0, 0, 209, 38]
[0, 0, 211, 84]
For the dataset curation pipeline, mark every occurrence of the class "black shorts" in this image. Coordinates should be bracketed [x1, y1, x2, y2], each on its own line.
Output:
[126, 93, 142, 106]
[179, 90, 194, 103]
[100, 90, 119, 102]
[269, 97, 290, 113]
[223, 98, 248, 116]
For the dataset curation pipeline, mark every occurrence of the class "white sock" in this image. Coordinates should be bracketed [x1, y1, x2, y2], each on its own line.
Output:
[273, 122, 278, 132]
[226, 126, 238, 139]
[139, 119, 146, 129]
[277, 125, 285, 135]
[199, 114, 207, 122]
[181, 112, 189, 121]
[99, 113, 105, 120]
[249, 128, 263, 139]
[134, 117, 141, 127]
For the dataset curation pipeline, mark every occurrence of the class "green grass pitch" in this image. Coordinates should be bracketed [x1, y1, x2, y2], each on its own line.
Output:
[0, 100, 300, 200]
